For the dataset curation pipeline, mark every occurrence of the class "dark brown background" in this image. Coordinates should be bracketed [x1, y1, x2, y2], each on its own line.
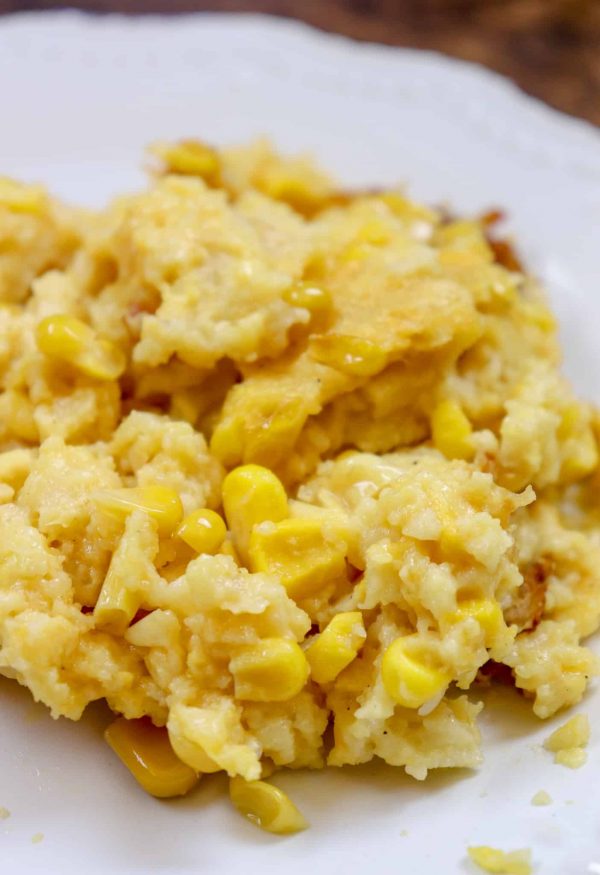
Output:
[1, 0, 599, 125]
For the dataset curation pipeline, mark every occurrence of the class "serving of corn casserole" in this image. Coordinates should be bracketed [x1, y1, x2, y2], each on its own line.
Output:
[1, 138, 598, 834]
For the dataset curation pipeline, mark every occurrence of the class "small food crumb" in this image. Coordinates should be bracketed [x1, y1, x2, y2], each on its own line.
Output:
[554, 747, 587, 769]
[31, 832, 44, 844]
[543, 714, 589, 767]
[400, 829, 409, 837]
[543, 714, 589, 752]
[467, 845, 532, 875]
[0, 807, 10, 820]
[531, 790, 552, 806]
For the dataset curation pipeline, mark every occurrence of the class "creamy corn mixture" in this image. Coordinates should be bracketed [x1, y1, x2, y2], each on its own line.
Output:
[1, 139, 599, 832]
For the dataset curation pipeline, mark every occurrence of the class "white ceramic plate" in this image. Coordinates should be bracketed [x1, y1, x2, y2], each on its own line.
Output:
[1, 12, 599, 874]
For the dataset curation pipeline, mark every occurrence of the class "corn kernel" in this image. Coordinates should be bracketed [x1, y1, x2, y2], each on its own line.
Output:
[431, 399, 474, 461]
[154, 140, 220, 184]
[105, 717, 199, 798]
[259, 169, 324, 216]
[94, 563, 140, 634]
[222, 464, 288, 564]
[177, 508, 226, 555]
[248, 517, 346, 601]
[306, 611, 366, 684]
[95, 486, 183, 536]
[36, 314, 126, 381]
[229, 638, 309, 702]
[381, 635, 450, 709]
[282, 282, 332, 317]
[449, 599, 504, 643]
[309, 333, 387, 377]
[229, 777, 307, 834]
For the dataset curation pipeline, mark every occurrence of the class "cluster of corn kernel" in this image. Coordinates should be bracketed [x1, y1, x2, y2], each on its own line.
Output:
[69, 455, 510, 835]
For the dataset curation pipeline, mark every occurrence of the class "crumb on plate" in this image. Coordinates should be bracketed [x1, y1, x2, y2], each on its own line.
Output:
[530, 790, 552, 806]
[468, 845, 532, 875]
[544, 714, 590, 768]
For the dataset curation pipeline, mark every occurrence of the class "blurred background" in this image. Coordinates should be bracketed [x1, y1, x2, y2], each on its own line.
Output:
[0, 0, 598, 125]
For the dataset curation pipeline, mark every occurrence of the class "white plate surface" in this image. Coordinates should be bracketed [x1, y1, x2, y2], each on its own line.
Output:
[1, 12, 600, 875]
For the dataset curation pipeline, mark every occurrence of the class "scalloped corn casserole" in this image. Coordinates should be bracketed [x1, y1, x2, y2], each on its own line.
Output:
[0, 139, 598, 832]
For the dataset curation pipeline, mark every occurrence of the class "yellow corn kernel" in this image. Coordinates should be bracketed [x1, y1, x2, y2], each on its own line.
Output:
[309, 333, 387, 377]
[154, 139, 220, 184]
[94, 561, 140, 634]
[282, 282, 332, 317]
[222, 464, 288, 564]
[467, 846, 532, 875]
[431, 399, 474, 461]
[229, 777, 307, 835]
[105, 717, 199, 798]
[95, 486, 183, 536]
[306, 611, 366, 684]
[36, 314, 126, 381]
[259, 169, 324, 216]
[248, 517, 346, 601]
[0, 177, 46, 213]
[381, 635, 451, 709]
[229, 638, 309, 702]
[177, 508, 226, 555]
[449, 599, 504, 643]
